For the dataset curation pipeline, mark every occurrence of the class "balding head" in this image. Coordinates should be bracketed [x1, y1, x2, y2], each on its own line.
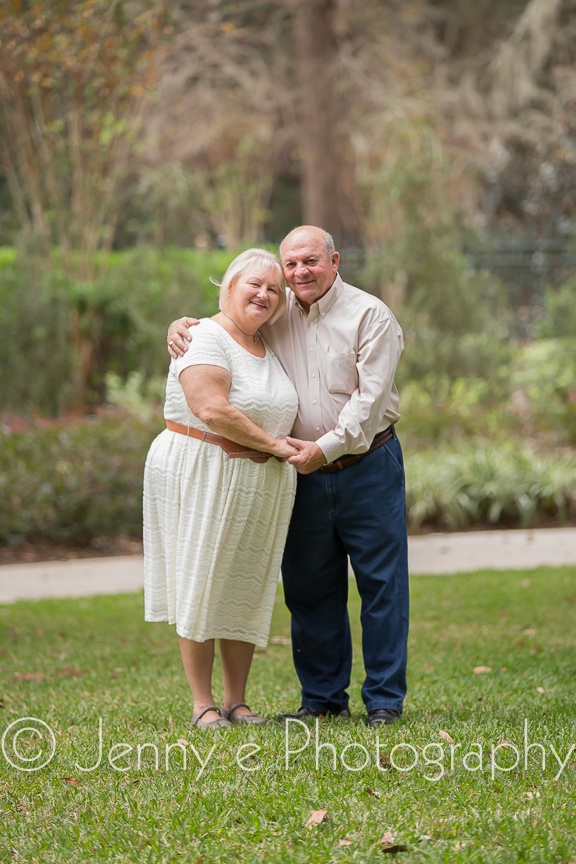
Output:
[280, 226, 335, 259]
[279, 225, 340, 311]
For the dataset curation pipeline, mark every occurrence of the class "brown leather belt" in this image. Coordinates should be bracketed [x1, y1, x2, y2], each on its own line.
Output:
[319, 426, 395, 473]
[166, 420, 270, 463]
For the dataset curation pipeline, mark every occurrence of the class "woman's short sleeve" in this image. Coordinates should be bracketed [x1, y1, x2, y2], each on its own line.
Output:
[171, 321, 231, 379]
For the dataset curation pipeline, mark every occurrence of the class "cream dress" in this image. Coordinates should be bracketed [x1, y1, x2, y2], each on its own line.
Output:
[143, 319, 298, 647]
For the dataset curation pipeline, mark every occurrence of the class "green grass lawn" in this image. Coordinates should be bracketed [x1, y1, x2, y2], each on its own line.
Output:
[1, 567, 575, 863]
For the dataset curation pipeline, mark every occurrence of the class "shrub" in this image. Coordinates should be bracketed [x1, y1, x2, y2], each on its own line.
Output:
[406, 445, 576, 531]
[0, 411, 163, 545]
[510, 337, 576, 445]
[1, 413, 575, 550]
[534, 280, 576, 339]
[0, 251, 73, 415]
[0, 246, 235, 415]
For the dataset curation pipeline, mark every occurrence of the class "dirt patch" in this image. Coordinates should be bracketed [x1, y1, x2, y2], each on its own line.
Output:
[0, 537, 143, 565]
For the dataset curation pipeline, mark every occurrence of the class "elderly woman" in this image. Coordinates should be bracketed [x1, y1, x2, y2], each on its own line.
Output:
[144, 248, 298, 729]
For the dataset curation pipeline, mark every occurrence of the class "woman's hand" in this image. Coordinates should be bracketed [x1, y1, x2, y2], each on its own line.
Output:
[167, 317, 199, 358]
[271, 438, 300, 462]
[286, 438, 328, 474]
[180, 366, 299, 460]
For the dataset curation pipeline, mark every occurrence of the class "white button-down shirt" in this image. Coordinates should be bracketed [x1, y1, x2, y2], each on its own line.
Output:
[262, 274, 403, 464]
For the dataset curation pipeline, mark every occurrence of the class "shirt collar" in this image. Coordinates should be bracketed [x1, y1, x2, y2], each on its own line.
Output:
[294, 273, 343, 320]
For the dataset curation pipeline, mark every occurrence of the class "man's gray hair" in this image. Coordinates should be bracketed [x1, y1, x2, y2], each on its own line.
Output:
[323, 232, 335, 256]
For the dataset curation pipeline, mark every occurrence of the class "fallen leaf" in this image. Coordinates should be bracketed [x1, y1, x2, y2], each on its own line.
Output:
[522, 628, 537, 636]
[381, 845, 410, 854]
[59, 668, 85, 677]
[379, 753, 391, 769]
[365, 786, 381, 798]
[438, 730, 454, 743]
[13, 672, 44, 681]
[338, 839, 352, 847]
[270, 636, 291, 645]
[62, 777, 79, 786]
[525, 791, 541, 799]
[473, 666, 492, 674]
[306, 809, 328, 828]
[536, 687, 546, 694]
[177, 738, 190, 746]
[378, 832, 395, 845]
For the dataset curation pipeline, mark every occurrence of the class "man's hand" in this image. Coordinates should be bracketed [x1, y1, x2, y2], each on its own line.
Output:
[167, 317, 199, 359]
[272, 439, 300, 462]
[286, 438, 327, 474]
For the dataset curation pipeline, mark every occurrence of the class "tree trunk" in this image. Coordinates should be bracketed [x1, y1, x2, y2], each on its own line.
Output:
[293, 0, 352, 247]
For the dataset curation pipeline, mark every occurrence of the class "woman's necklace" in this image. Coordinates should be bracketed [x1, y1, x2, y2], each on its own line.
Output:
[220, 310, 260, 344]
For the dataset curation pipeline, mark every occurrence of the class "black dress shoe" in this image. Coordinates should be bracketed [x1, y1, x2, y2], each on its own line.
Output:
[277, 706, 351, 722]
[366, 708, 400, 727]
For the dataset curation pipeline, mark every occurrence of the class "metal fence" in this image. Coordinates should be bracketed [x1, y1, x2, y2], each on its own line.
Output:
[339, 233, 576, 339]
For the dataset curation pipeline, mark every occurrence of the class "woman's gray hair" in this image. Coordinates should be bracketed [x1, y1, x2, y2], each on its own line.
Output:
[213, 248, 286, 325]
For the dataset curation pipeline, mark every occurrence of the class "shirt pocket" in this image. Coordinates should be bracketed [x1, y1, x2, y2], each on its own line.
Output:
[325, 352, 358, 395]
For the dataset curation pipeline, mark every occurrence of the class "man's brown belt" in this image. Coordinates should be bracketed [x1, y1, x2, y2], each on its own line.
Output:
[166, 420, 270, 463]
[319, 426, 395, 473]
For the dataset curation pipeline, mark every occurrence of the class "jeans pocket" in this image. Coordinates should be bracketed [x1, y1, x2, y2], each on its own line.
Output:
[380, 439, 405, 486]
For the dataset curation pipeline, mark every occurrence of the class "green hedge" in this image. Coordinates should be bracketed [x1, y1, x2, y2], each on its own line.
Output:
[406, 445, 576, 531]
[0, 246, 233, 415]
[1, 414, 575, 549]
[0, 411, 163, 545]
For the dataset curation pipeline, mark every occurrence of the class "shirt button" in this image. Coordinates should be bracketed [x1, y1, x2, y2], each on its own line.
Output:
[309, 347, 313, 351]
[312, 400, 317, 405]
[311, 373, 316, 378]
[315, 427, 320, 431]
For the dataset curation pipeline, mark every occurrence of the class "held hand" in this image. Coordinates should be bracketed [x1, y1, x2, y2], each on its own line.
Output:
[167, 317, 199, 359]
[286, 437, 327, 474]
[273, 439, 300, 462]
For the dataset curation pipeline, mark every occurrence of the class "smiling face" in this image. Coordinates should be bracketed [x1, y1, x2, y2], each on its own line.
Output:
[280, 227, 340, 311]
[225, 268, 283, 329]
[218, 248, 286, 328]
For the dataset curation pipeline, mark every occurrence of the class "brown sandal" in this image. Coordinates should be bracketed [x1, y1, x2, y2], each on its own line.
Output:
[221, 702, 268, 725]
[192, 706, 232, 730]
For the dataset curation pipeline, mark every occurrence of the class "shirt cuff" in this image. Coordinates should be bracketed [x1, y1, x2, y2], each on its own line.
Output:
[315, 431, 349, 464]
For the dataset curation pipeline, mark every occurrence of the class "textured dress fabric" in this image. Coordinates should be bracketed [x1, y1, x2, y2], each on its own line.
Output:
[143, 318, 298, 647]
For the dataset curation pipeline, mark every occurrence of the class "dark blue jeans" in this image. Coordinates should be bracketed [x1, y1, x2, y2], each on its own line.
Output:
[281, 431, 409, 714]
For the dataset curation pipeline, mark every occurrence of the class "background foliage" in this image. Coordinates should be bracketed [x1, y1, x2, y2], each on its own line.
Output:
[0, 0, 575, 546]
[0, 247, 229, 415]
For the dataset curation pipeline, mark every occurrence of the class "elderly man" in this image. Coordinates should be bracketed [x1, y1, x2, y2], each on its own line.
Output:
[167, 226, 409, 727]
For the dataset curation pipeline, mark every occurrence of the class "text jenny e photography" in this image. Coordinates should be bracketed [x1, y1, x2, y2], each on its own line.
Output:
[2, 716, 575, 784]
